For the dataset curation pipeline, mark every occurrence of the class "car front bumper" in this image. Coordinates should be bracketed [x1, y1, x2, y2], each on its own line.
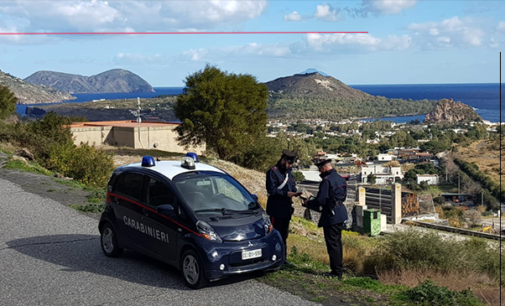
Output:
[197, 231, 285, 281]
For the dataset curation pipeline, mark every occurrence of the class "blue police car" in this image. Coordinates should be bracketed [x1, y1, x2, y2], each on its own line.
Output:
[98, 153, 284, 289]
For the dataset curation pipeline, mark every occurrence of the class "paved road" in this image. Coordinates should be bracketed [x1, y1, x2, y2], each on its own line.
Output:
[0, 176, 319, 306]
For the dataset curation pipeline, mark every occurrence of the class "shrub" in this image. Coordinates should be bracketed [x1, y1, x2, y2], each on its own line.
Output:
[292, 171, 305, 183]
[366, 230, 504, 282]
[405, 279, 482, 306]
[64, 143, 115, 188]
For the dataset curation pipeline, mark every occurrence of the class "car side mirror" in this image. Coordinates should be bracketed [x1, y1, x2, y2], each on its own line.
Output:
[157, 204, 175, 216]
[251, 194, 258, 201]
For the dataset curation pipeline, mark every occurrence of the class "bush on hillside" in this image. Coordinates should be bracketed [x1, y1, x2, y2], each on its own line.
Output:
[292, 171, 305, 183]
[405, 279, 482, 306]
[0, 112, 114, 188]
[365, 230, 503, 283]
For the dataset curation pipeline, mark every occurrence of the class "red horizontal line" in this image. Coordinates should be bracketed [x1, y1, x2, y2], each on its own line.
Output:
[0, 31, 368, 35]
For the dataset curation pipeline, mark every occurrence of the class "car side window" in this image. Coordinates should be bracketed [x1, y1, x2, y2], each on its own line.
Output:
[116, 173, 144, 201]
[147, 177, 174, 207]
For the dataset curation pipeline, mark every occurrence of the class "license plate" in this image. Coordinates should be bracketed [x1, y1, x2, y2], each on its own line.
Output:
[242, 249, 262, 260]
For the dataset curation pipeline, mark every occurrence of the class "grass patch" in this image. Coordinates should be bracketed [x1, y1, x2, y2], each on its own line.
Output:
[71, 203, 105, 213]
[53, 178, 84, 188]
[402, 279, 483, 306]
[4, 159, 53, 176]
[86, 188, 106, 203]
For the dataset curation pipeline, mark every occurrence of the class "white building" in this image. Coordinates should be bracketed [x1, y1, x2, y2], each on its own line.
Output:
[377, 153, 396, 161]
[416, 174, 439, 185]
[361, 165, 403, 184]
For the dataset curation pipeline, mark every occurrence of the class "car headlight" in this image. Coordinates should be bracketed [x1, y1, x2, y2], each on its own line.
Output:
[196, 221, 222, 243]
[263, 213, 273, 235]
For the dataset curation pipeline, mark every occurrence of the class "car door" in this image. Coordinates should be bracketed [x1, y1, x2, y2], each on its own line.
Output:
[137, 175, 179, 261]
[111, 171, 146, 249]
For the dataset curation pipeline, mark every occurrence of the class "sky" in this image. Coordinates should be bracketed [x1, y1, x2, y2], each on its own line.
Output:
[0, 0, 504, 86]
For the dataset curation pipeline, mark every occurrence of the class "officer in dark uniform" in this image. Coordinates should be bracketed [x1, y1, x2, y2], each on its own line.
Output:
[303, 159, 348, 279]
[266, 149, 301, 265]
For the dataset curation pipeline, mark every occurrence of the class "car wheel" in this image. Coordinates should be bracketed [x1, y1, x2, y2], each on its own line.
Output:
[181, 249, 208, 289]
[101, 223, 123, 257]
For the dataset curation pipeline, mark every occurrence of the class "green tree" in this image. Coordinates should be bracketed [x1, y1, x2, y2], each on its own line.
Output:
[174, 65, 268, 160]
[367, 173, 376, 185]
[0, 85, 17, 120]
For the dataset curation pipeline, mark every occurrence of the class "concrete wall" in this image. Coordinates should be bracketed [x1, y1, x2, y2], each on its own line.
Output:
[70, 124, 205, 155]
[132, 126, 205, 155]
[71, 126, 113, 146]
[417, 175, 439, 185]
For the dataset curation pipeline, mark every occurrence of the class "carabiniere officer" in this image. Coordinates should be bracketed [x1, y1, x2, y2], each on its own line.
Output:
[303, 159, 348, 279]
[265, 149, 301, 265]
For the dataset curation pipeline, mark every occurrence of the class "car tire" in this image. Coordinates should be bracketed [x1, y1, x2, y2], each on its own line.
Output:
[101, 223, 123, 257]
[181, 249, 208, 289]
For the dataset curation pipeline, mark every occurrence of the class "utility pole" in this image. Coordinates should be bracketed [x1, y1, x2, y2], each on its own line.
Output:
[458, 173, 460, 194]
[136, 97, 144, 148]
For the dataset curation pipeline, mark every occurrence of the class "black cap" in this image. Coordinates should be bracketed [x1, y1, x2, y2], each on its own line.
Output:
[281, 149, 298, 163]
[315, 159, 332, 168]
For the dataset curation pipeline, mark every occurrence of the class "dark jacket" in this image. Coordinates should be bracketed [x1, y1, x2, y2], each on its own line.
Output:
[265, 162, 297, 219]
[306, 168, 348, 227]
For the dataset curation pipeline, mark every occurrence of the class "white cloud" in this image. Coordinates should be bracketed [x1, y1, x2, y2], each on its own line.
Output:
[489, 38, 499, 48]
[284, 11, 302, 22]
[114, 53, 167, 65]
[408, 17, 485, 48]
[497, 21, 505, 33]
[181, 43, 292, 61]
[0, 0, 267, 42]
[313, 4, 342, 22]
[299, 33, 411, 53]
[354, 0, 417, 16]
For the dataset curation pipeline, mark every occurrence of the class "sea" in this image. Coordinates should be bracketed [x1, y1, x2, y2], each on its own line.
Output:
[16, 83, 504, 124]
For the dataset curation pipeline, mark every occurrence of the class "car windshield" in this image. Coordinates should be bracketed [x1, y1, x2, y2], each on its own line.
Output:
[174, 173, 259, 214]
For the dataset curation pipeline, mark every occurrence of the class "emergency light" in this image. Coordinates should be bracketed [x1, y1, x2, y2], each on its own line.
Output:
[186, 152, 199, 162]
[181, 156, 196, 170]
[141, 156, 156, 167]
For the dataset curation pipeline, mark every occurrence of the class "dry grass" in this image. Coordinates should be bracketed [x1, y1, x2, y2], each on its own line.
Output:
[0, 142, 18, 154]
[377, 268, 504, 305]
[456, 140, 503, 185]
[286, 230, 379, 274]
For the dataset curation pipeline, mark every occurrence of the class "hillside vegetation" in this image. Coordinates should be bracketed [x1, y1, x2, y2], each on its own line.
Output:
[0, 70, 75, 104]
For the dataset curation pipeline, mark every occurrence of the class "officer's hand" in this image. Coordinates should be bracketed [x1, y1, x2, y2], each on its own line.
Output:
[287, 192, 298, 198]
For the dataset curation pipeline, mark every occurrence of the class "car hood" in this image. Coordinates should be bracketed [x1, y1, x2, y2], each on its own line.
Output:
[210, 216, 265, 241]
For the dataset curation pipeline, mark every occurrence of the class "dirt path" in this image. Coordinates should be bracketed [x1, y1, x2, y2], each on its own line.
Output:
[0, 153, 101, 220]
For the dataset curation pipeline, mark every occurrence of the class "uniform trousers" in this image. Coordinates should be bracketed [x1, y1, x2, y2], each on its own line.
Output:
[323, 222, 344, 277]
[270, 216, 290, 261]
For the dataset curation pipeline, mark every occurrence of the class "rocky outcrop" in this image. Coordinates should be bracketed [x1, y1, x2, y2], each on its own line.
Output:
[0, 70, 75, 104]
[424, 98, 482, 123]
[24, 69, 155, 94]
[264, 72, 372, 99]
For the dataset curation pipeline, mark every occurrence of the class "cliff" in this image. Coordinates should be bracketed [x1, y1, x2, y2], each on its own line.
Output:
[24, 69, 155, 94]
[0, 70, 75, 104]
[423, 98, 482, 123]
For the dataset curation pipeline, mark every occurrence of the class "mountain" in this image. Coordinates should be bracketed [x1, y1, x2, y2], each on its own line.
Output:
[424, 98, 482, 123]
[298, 68, 330, 77]
[24, 69, 155, 94]
[264, 72, 372, 99]
[0, 69, 75, 104]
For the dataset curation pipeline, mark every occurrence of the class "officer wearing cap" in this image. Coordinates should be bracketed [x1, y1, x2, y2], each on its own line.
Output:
[266, 149, 301, 265]
[303, 159, 348, 279]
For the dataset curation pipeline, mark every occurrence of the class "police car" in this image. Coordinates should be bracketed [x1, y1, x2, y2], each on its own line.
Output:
[98, 153, 284, 289]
